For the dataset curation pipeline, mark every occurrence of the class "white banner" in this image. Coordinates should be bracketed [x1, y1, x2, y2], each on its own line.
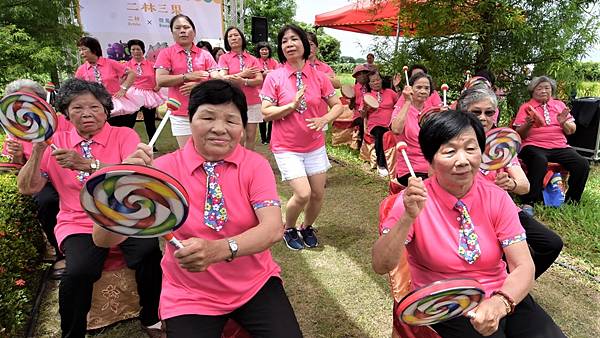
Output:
[78, 0, 224, 62]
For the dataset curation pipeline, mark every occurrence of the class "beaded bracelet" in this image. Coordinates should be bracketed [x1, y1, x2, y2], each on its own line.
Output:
[492, 290, 516, 315]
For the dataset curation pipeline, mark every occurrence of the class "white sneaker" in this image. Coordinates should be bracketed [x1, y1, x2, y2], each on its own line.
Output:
[377, 167, 389, 177]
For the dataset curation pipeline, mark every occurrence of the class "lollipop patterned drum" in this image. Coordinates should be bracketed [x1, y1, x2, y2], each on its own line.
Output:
[480, 127, 522, 171]
[396, 278, 484, 326]
[80, 164, 189, 241]
[0, 92, 58, 145]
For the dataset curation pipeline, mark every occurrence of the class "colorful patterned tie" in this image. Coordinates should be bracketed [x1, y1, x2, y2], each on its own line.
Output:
[542, 104, 551, 125]
[203, 161, 227, 231]
[135, 62, 143, 76]
[263, 60, 268, 71]
[376, 91, 382, 103]
[184, 49, 193, 73]
[238, 53, 245, 70]
[295, 71, 307, 113]
[77, 140, 94, 182]
[454, 200, 481, 264]
[92, 65, 102, 85]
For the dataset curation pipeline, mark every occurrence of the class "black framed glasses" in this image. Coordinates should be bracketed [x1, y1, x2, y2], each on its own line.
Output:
[469, 109, 495, 117]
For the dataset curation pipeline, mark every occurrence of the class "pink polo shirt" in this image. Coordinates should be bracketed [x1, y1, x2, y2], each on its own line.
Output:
[260, 58, 280, 72]
[308, 59, 334, 76]
[366, 89, 398, 133]
[126, 58, 157, 90]
[381, 176, 526, 296]
[38, 124, 140, 248]
[513, 98, 573, 149]
[260, 62, 336, 153]
[75, 57, 129, 95]
[153, 140, 282, 318]
[393, 90, 442, 112]
[154, 44, 218, 116]
[218, 51, 262, 105]
[391, 103, 430, 177]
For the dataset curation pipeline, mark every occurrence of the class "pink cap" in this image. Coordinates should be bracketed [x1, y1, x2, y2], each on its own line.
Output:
[352, 64, 370, 77]
[397, 141, 408, 150]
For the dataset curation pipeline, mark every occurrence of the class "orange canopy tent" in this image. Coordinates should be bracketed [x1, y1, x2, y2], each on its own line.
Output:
[314, 0, 411, 36]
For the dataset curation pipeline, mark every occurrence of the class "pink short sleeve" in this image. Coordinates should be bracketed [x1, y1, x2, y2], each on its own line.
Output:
[75, 65, 85, 79]
[318, 71, 335, 99]
[260, 72, 278, 104]
[492, 193, 526, 247]
[154, 48, 172, 71]
[248, 157, 281, 209]
[109, 59, 128, 77]
[217, 54, 229, 70]
[513, 103, 529, 126]
[380, 191, 414, 242]
[204, 52, 218, 71]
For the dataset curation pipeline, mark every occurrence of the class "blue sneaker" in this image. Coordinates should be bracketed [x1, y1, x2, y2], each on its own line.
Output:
[283, 228, 304, 250]
[300, 225, 319, 248]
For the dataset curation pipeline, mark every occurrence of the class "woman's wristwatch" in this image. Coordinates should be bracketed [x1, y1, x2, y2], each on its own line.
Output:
[226, 238, 238, 262]
[90, 158, 100, 172]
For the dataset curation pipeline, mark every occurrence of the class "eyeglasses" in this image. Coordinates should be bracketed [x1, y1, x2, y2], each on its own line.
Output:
[469, 109, 495, 117]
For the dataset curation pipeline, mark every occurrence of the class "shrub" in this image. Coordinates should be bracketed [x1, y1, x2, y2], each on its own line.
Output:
[0, 167, 45, 335]
[331, 62, 356, 74]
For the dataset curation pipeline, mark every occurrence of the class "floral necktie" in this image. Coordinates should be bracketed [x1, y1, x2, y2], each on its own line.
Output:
[263, 60, 269, 71]
[454, 200, 481, 264]
[203, 161, 227, 231]
[542, 104, 551, 125]
[135, 62, 143, 76]
[295, 71, 307, 113]
[184, 49, 193, 73]
[376, 91, 382, 103]
[77, 140, 94, 183]
[238, 53, 245, 70]
[92, 65, 102, 85]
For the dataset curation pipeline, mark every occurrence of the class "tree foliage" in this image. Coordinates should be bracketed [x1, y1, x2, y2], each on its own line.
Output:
[0, 0, 82, 90]
[296, 22, 342, 64]
[370, 0, 600, 116]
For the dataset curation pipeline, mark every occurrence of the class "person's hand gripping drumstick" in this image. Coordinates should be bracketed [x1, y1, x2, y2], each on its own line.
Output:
[397, 141, 416, 178]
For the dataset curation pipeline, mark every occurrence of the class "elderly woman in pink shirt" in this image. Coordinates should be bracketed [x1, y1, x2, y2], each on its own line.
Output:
[458, 87, 563, 279]
[513, 76, 590, 212]
[155, 14, 220, 148]
[218, 26, 264, 150]
[261, 24, 343, 251]
[75, 36, 139, 128]
[16, 78, 163, 338]
[390, 72, 436, 186]
[365, 71, 398, 177]
[373, 110, 565, 338]
[95, 79, 303, 338]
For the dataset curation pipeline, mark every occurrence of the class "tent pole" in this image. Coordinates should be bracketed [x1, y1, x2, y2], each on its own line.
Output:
[394, 15, 401, 53]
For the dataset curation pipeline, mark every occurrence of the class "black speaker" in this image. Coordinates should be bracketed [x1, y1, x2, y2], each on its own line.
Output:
[567, 97, 600, 160]
[251, 16, 268, 43]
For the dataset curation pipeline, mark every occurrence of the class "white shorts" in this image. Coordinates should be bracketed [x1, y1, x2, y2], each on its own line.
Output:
[273, 146, 331, 181]
[247, 103, 263, 123]
[169, 115, 191, 136]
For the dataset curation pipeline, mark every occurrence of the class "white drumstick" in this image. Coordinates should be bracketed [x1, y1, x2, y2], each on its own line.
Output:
[397, 141, 416, 177]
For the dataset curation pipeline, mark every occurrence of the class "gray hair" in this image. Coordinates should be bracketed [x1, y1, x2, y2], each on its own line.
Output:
[55, 78, 113, 118]
[457, 87, 498, 111]
[4, 79, 46, 99]
[528, 76, 556, 97]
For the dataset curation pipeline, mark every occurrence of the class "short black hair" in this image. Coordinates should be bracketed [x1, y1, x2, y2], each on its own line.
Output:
[224, 26, 247, 51]
[211, 47, 224, 61]
[77, 37, 103, 57]
[408, 63, 428, 75]
[56, 78, 113, 119]
[409, 72, 434, 95]
[306, 31, 318, 47]
[276, 24, 310, 63]
[254, 41, 272, 58]
[188, 79, 248, 127]
[474, 68, 496, 87]
[419, 110, 485, 163]
[196, 40, 213, 53]
[169, 14, 196, 32]
[127, 39, 146, 54]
